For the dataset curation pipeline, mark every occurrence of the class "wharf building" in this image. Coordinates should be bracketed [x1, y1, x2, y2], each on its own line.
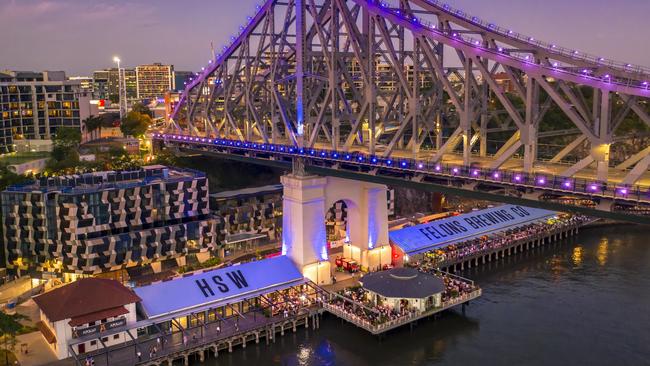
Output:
[1, 165, 217, 279]
[33, 278, 140, 359]
[0, 70, 92, 153]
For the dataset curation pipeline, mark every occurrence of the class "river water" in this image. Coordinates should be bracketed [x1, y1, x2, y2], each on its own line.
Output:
[199, 225, 650, 366]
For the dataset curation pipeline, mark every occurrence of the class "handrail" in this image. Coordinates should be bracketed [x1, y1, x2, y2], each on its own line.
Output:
[155, 134, 650, 206]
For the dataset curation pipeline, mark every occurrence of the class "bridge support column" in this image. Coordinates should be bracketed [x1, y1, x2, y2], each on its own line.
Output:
[592, 89, 612, 182]
[281, 174, 330, 284]
[523, 76, 539, 173]
[461, 57, 472, 166]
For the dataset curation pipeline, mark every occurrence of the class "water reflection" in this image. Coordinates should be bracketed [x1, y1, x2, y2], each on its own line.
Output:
[198, 226, 650, 366]
[597, 238, 608, 266]
[572, 246, 583, 266]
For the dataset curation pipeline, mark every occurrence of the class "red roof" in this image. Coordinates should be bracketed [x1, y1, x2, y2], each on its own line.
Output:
[33, 278, 141, 323]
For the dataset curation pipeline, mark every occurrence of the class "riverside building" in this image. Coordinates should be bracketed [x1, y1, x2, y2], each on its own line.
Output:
[0, 70, 92, 153]
[1, 165, 217, 279]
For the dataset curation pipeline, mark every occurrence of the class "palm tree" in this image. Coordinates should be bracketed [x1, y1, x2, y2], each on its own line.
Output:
[83, 116, 103, 142]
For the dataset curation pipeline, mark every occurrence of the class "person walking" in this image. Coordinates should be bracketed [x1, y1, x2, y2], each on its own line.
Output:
[136, 350, 142, 362]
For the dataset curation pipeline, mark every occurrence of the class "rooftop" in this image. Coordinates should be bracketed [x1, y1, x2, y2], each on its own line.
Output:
[360, 267, 445, 299]
[389, 204, 557, 255]
[211, 184, 283, 200]
[3, 165, 205, 194]
[134, 255, 303, 319]
[32, 278, 141, 324]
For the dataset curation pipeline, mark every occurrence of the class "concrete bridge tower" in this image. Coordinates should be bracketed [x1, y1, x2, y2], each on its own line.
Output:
[282, 174, 391, 285]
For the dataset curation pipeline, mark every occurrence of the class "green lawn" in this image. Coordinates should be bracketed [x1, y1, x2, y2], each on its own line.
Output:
[0, 152, 50, 165]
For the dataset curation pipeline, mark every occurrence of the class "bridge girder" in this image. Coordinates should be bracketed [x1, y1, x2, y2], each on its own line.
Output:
[167, 0, 650, 185]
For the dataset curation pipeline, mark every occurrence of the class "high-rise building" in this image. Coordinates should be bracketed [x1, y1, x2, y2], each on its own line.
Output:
[68, 76, 94, 93]
[173, 71, 193, 92]
[136, 63, 174, 100]
[0, 70, 92, 153]
[92, 70, 109, 99]
[2, 165, 218, 277]
[92, 68, 137, 102]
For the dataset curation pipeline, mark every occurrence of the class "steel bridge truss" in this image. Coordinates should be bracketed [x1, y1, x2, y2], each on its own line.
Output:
[162, 0, 650, 222]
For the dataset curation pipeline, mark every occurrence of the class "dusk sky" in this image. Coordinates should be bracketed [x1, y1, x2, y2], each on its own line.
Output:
[1, 0, 649, 76]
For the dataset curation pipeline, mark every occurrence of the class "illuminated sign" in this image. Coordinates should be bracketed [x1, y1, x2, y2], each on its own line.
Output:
[389, 205, 556, 255]
[134, 256, 303, 319]
[72, 317, 127, 339]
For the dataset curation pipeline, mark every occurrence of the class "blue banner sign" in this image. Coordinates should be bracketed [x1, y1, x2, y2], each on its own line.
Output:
[134, 255, 303, 319]
[389, 205, 556, 255]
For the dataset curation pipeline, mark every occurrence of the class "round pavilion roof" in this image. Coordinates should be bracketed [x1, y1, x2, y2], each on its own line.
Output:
[360, 267, 444, 299]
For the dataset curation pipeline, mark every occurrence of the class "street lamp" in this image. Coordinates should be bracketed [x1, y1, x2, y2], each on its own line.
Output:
[113, 56, 127, 120]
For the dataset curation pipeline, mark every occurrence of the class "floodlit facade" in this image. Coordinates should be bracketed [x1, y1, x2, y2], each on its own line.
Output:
[1, 165, 217, 277]
[136, 63, 174, 100]
[92, 68, 137, 101]
[0, 71, 91, 153]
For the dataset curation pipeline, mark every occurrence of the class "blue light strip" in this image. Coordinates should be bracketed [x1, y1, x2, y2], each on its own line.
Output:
[152, 133, 650, 203]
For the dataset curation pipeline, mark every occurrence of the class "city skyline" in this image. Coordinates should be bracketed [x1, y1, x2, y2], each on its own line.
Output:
[1, 0, 649, 75]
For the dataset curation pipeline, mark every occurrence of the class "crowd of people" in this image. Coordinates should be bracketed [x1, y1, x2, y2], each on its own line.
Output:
[265, 286, 316, 318]
[326, 269, 479, 328]
[327, 286, 415, 326]
[420, 215, 590, 266]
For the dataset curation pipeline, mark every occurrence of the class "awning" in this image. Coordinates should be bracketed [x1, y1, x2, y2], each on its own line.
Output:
[389, 204, 557, 255]
[37, 321, 56, 344]
[134, 255, 304, 319]
[224, 233, 267, 245]
[68, 306, 129, 327]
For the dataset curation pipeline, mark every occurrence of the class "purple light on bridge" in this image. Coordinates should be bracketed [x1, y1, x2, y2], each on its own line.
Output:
[452, 167, 459, 174]
[492, 172, 500, 179]
[435, 164, 442, 172]
[417, 163, 424, 169]
[472, 170, 480, 177]
[537, 177, 546, 185]
[619, 188, 629, 195]
[514, 174, 522, 182]
[589, 184, 599, 191]
[563, 181, 572, 188]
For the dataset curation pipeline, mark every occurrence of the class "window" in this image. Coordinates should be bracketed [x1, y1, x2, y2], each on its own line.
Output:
[90, 340, 97, 346]
[113, 334, 120, 340]
[101, 337, 108, 343]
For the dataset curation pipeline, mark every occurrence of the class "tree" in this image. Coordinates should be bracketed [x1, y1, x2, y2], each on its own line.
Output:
[0, 313, 24, 365]
[47, 127, 82, 174]
[120, 111, 152, 137]
[131, 102, 154, 118]
[83, 115, 103, 141]
[53, 127, 81, 150]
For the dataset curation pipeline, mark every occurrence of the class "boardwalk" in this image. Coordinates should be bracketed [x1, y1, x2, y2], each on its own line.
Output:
[54, 307, 321, 366]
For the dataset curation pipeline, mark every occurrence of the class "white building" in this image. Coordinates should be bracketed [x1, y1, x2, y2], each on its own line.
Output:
[33, 278, 141, 360]
[360, 267, 444, 312]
